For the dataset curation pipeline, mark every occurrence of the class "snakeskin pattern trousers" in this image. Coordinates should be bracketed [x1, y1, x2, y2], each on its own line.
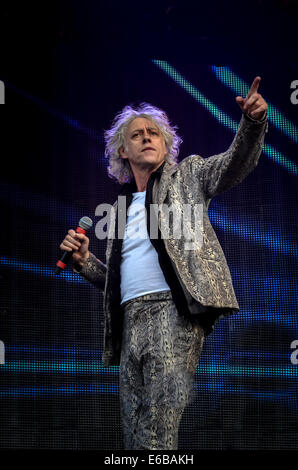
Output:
[119, 291, 205, 450]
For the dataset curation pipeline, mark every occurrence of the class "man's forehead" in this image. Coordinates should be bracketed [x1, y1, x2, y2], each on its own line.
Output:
[128, 117, 158, 132]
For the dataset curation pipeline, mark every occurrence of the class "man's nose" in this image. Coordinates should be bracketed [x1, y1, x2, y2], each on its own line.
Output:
[143, 131, 151, 142]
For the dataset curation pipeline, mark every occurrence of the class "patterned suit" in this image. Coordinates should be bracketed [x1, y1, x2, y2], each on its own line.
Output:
[73, 112, 268, 448]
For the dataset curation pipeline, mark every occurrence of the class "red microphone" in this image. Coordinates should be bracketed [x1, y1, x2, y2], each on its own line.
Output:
[55, 216, 93, 274]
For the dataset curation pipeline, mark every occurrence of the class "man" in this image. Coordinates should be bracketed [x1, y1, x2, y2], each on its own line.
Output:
[60, 77, 268, 450]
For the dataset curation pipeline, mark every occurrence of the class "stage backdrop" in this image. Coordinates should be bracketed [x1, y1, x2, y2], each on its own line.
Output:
[1, 1, 298, 450]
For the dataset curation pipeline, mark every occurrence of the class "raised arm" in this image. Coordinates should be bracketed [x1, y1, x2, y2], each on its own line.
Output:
[192, 76, 268, 199]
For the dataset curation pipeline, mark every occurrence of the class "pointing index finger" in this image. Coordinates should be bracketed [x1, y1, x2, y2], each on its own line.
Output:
[247, 76, 261, 97]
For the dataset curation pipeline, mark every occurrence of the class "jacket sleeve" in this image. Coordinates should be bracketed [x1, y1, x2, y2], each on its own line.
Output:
[72, 252, 107, 291]
[192, 112, 268, 199]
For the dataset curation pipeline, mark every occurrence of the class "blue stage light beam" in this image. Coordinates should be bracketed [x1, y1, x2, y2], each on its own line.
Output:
[209, 202, 298, 259]
[1, 257, 297, 329]
[0, 257, 89, 284]
[152, 60, 298, 176]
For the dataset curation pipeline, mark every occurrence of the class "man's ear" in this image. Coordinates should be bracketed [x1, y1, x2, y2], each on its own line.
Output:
[119, 146, 127, 159]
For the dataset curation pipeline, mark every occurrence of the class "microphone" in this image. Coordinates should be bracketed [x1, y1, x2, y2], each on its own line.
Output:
[55, 216, 93, 275]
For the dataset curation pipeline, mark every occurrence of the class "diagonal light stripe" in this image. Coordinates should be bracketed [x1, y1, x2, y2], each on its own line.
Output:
[209, 203, 298, 258]
[153, 60, 237, 129]
[152, 60, 298, 176]
[0, 183, 85, 226]
[0, 257, 89, 284]
[211, 66, 298, 144]
[1, 80, 102, 141]
[231, 309, 298, 330]
[2, 252, 298, 315]
[3, 183, 297, 259]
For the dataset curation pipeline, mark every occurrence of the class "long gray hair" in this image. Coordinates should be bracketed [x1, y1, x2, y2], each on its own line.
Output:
[104, 103, 182, 184]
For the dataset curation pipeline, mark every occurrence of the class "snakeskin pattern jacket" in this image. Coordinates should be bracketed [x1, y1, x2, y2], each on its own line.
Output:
[74, 112, 268, 366]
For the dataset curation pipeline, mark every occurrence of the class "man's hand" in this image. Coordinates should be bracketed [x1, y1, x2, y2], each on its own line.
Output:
[236, 76, 267, 120]
[60, 229, 90, 268]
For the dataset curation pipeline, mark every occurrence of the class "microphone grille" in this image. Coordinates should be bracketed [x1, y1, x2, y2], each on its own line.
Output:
[79, 216, 93, 231]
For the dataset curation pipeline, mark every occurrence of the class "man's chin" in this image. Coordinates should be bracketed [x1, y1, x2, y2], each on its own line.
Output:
[139, 159, 163, 169]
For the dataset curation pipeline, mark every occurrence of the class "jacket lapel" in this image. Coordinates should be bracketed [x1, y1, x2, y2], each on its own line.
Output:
[155, 161, 178, 205]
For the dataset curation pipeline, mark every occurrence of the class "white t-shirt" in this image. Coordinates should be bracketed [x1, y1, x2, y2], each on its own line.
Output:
[120, 191, 170, 304]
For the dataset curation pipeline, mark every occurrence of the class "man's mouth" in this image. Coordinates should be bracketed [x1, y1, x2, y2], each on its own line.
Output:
[142, 147, 155, 152]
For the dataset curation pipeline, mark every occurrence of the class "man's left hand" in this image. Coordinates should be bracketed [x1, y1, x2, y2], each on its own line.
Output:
[236, 76, 268, 120]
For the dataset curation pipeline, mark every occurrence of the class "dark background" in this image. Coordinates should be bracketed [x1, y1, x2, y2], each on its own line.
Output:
[0, 0, 298, 451]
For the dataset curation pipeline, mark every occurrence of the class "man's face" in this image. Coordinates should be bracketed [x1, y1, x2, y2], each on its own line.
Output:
[120, 117, 167, 174]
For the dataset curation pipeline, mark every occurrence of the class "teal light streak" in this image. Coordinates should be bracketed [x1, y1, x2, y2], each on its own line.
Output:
[153, 60, 237, 131]
[1, 361, 297, 379]
[196, 364, 298, 378]
[152, 60, 298, 176]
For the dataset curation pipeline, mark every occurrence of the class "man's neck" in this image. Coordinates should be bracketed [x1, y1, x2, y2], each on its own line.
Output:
[132, 162, 164, 192]
[134, 174, 150, 192]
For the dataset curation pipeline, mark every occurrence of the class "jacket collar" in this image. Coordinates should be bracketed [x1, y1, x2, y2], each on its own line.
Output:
[119, 160, 178, 204]
[156, 161, 178, 204]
